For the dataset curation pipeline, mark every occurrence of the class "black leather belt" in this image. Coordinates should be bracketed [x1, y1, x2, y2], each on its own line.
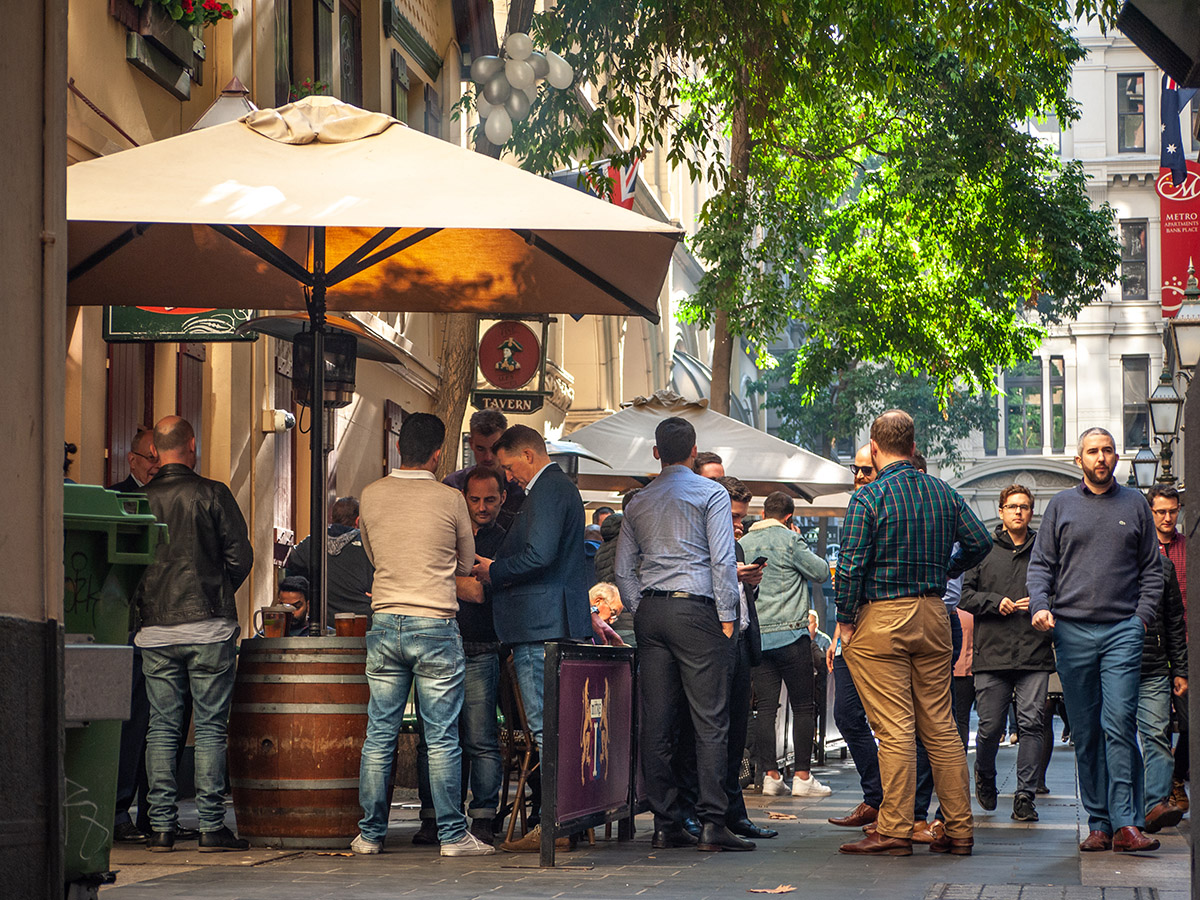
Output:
[642, 590, 714, 603]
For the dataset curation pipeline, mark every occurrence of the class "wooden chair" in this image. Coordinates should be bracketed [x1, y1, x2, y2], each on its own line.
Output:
[497, 651, 539, 844]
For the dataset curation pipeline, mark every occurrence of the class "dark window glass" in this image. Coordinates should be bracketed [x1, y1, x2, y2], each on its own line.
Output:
[391, 50, 409, 122]
[1120, 220, 1148, 301]
[1117, 73, 1145, 152]
[1004, 359, 1043, 455]
[274, 0, 292, 107]
[314, 0, 333, 86]
[983, 404, 998, 456]
[1123, 356, 1150, 450]
[1050, 356, 1065, 453]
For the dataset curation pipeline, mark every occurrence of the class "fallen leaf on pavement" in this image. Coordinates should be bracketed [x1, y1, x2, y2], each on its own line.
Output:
[748, 885, 795, 894]
[315, 851, 354, 857]
[765, 812, 798, 820]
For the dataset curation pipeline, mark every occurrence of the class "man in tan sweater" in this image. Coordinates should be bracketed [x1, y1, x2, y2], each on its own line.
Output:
[352, 412, 494, 858]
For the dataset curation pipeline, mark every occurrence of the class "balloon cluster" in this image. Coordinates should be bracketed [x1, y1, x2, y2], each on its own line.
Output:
[469, 32, 574, 145]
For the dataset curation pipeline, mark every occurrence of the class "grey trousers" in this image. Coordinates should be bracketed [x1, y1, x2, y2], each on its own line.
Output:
[974, 669, 1050, 797]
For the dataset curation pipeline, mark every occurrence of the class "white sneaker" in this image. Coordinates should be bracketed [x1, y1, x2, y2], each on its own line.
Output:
[351, 833, 382, 854]
[440, 830, 497, 857]
[792, 774, 833, 797]
[762, 772, 790, 796]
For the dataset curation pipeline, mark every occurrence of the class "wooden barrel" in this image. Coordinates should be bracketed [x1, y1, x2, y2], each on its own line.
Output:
[228, 636, 369, 849]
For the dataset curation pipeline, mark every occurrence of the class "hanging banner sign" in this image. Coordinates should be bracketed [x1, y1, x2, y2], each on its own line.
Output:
[478, 320, 540, 390]
[104, 306, 258, 341]
[1157, 160, 1200, 318]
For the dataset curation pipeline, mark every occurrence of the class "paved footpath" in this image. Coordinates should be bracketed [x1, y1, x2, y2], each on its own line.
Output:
[102, 741, 1189, 900]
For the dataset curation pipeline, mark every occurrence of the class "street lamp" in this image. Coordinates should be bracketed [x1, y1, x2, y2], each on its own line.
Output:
[1149, 369, 1184, 483]
[1168, 260, 1200, 371]
[1132, 444, 1160, 489]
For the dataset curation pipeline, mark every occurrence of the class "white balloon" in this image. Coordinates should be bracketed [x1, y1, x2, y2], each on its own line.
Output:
[504, 88, 531, 121]
[476, 94, 496, 119]
[470, 55, 503, 85]
[505, 32, 533, 60]
[527, 51, 549, 79]
[482, 72, 512, 105]
[545, 50, 574, 89]
[524, 84, 538, 105]
[484, 107, 513, 144]
[505, 58, 535, 92]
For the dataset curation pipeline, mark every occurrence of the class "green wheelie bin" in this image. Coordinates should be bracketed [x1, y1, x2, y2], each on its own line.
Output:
[62, 484, 167, 896]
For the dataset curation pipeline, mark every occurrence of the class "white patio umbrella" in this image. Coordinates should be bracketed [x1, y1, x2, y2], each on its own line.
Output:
[66, 96, 682, 629]
[567, 390, 853, 502]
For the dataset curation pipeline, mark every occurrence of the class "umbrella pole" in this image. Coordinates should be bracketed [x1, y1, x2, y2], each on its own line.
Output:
[308, 227, 328, 636]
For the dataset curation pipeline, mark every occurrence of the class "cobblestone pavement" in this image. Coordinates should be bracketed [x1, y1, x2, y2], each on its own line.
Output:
[101, 739, 1190, 900]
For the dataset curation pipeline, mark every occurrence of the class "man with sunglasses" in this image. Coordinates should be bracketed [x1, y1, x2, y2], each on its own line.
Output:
[849, 445, 875, 490]
[959, 484, 1053, 824]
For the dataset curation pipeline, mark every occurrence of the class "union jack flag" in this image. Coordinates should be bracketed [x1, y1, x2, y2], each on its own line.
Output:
[605, 158, 640, 210]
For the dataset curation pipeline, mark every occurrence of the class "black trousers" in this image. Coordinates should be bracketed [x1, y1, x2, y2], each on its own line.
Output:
[751, 634, 816, 773]
[636, 595, 734, 828]
[676, 630, 752, 822]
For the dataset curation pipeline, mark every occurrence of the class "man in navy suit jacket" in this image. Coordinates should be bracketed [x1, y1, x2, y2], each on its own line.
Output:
[472, 424, 619, 852]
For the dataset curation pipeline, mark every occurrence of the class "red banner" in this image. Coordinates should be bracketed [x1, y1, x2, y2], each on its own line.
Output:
[1158, 160, 1200, 318]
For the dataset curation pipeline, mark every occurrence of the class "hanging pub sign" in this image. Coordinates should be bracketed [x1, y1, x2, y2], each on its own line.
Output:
[104, 306, 258, 341]
[472, 318, 549, 414]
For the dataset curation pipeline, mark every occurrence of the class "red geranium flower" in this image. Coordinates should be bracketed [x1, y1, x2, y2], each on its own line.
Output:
[221, 7, 233, 17]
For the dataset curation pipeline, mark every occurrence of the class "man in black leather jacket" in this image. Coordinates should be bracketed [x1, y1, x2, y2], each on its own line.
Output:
[1140, 555, 1188, 833]
[133, 416, 253, 853]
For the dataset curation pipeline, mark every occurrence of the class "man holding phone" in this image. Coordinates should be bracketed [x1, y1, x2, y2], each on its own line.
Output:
[738, 490, 833, 797]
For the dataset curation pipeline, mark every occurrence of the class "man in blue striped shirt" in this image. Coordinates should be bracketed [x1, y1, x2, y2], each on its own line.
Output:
[615, 417, 749, 853]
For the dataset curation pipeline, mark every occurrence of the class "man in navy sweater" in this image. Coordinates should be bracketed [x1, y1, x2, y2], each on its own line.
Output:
[1027, 427, 1164, 853]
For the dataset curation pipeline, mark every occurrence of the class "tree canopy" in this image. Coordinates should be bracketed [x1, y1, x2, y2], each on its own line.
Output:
[505, 1, 1122, 413]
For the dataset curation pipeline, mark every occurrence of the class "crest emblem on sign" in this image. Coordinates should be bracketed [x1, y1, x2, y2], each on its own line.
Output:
[479, 320, 540, 390]
[580, 676, 611, 785]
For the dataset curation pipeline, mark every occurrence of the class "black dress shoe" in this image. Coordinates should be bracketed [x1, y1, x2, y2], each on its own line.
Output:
[175, 826, 200, 841]
[114, 822, 148, 843]
[146, 830, 175, 852]
[651, 826, 699, 849]
[727, 818, 778, 839]
[696, 822, 755, 852]
[682, 816, 702, 837]
[198, 826, 250, 852]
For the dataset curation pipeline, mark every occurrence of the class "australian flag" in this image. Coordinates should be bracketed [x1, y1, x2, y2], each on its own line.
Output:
[1161, 74, 1198, 188]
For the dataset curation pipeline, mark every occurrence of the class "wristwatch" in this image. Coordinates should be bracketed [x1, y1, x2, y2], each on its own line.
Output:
[590, 605, 600, 615]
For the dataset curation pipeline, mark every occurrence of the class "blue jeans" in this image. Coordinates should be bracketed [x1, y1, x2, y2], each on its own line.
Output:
[1055, 616, 1146, 833]
[141, 635, 238, 832]
[511, 642, 546, 751]
[1137, 674, 1174, 812]
[416, 650, 503, 821]
[832, 654, 882, 809]
[358, 614, 466, 844]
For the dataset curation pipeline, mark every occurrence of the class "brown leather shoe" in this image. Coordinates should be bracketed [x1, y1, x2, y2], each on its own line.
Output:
[911, 820, 944, 844]
[1169, 779, 1189, 812]
[1112, 826, 1160, 853]
[1079, 830, 1112, 852]
[829, 803, 879, 828]
[929, 833, 973, 855]
[1144, 801, 1184, 834]
[839, 831, 913, 856]
[862, 821, 877, 834]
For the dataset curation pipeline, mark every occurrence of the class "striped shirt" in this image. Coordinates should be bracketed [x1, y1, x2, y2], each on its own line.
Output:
[835, 460, 992, 624]
[614, 465, 740, 622]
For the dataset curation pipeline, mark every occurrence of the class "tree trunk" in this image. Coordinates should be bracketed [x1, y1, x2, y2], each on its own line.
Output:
[433, 312, 478, 480]
[709, 98, 752, 416]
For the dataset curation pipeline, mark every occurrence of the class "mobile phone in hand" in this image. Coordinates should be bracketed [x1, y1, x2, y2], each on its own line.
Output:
[751, 556, 768, 567]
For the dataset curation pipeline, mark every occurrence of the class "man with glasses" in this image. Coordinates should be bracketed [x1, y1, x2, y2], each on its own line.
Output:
[110, 426, 170, 844]
[849, 444, 875, 489]
[959, 485, 1054, 823]
[1146, 484, 1190, 817]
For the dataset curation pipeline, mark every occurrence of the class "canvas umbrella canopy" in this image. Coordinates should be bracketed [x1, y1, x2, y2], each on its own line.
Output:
[567, 390, 854, 503]
[66, 96, 682, 631]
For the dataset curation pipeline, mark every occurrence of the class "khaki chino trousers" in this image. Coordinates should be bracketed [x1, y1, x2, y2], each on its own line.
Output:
[843, 595, 974, 840]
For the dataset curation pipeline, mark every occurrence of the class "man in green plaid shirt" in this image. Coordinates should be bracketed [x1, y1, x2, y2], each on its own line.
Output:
[835, 410, 991, 857]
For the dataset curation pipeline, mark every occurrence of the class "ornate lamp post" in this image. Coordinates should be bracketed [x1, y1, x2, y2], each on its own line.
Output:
[1149, 368, 1184, 484]
[1131, 444, 1160, 489]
